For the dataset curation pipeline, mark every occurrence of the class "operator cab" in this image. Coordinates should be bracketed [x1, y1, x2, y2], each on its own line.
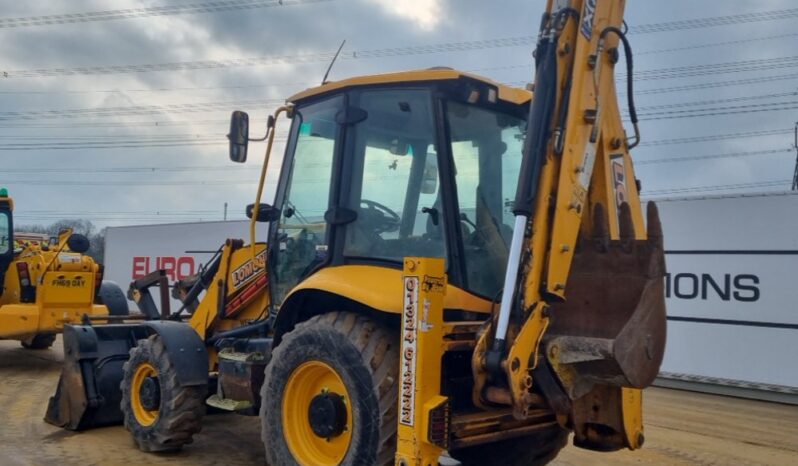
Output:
[232, 70, 532, 304]
[0, 189, 13, 295]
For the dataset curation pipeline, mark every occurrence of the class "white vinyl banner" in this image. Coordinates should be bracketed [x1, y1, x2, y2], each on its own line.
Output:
[104, 220, 252, 310]
[655, 192, 798, 389]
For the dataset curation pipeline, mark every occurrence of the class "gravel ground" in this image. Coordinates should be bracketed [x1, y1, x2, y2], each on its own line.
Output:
[1, 337, 796, 466]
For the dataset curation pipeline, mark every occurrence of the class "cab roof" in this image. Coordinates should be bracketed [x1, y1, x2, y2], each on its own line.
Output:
[287, 68, 532, 106]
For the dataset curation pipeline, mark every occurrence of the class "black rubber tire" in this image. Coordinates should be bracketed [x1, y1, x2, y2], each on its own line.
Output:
[449, 425, 569, 466]
[97, 281, 130, 316]
[261, 312, 399, 466]
[120, 334, 205, 452]
[20, 333, 56, 350]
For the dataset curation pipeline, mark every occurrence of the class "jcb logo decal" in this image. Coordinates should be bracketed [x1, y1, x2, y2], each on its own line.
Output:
[610, 154, 628, 211]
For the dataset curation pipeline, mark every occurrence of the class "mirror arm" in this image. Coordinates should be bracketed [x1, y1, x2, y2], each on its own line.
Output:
[250, 105, 291, 267]
[247, 116, 276, 142]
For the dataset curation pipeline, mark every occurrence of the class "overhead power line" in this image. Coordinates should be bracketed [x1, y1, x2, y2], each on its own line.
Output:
[1, 37, 537, 78]
[2, 165, 261, 174]
[6, 30, 798, 96]
[629, 56, 798, 81]
[645, 180, 792, 196]
[631, 72, 798, 97]
[5, 65, 797, 125]
[629, 8, 798, 34]
[3, 179, 259, 186]
[636, 32, 798, 56]
[6, 6, 798, 80]
[0, 119, 232, 129]
[0, 0, 328, 29]
[1, 4, 792, 33]
[636, 100, 798, 121]
[633, 91, 798, 113]
[0, 98, 283, 120]
[639, 128, 794, 147]
[636, 148, 792, 165]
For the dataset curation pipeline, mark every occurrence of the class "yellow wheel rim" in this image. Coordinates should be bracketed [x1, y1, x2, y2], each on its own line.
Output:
[282, 361, 353, 466]
[131, 362, 159, 427]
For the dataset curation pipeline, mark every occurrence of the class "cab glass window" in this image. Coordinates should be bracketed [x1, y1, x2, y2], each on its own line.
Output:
[344, 89, 445, 263]
[272, 96, 341, 303]
[0, 211, 10, 255]
[448, 101, 525, 298]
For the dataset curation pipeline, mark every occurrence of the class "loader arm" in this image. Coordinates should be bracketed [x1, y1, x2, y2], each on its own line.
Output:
[473, 0, 666, 451]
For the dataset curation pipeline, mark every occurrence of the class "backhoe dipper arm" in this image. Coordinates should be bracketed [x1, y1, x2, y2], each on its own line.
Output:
[473, 0, 666, 450]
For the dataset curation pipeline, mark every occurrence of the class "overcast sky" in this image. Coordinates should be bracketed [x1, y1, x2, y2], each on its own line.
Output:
[0, 0, 796, 228]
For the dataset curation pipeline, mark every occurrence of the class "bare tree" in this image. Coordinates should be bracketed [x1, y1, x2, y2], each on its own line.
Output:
[17, 219, 106, 263]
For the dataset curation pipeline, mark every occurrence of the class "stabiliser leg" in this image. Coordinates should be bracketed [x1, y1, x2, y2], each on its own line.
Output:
[395, 257, 448, 466]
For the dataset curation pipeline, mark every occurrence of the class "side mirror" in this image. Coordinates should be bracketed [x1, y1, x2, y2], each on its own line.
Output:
[246, 203, 281, 223]
[228, 110, 250, 163]
[66, 233, 90, 254]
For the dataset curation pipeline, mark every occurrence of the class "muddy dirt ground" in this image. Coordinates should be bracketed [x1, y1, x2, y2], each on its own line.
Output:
[1, 338, 796, 465]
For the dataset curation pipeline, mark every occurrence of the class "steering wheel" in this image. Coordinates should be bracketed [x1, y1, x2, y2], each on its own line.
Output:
[359, 199, 400, 234]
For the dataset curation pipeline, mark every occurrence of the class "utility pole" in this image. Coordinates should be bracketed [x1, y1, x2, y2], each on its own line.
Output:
[224, 202, 228, 221]
[793, 123, 798, 191]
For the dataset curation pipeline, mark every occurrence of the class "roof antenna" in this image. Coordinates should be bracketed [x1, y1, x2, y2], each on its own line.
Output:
[322, 40, 346, 85]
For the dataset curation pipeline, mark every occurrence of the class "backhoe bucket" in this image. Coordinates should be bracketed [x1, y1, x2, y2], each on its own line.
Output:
[45, 323, 147, 430]
[546, 202, 667, 400]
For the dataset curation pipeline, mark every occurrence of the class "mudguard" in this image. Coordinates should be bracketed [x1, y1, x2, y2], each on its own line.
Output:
[45, 321, 208, 430]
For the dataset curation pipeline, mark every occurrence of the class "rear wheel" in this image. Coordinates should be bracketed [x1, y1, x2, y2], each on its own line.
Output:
[449, 425, 569, 466]
[261, 312, 399, 466]
[21, 333, 56, 349]
[120, 334, 205, 452]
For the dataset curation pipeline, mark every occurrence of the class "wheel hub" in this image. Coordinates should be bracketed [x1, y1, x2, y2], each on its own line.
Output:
[139, 376, 161, 411]
[308, 392, 347, 439]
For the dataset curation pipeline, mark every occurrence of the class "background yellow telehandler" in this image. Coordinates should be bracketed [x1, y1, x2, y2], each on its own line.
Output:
[0, 188, 127, 350]
[46, 0, 666, 464]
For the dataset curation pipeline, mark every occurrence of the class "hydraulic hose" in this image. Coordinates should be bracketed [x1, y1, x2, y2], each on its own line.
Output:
[600, 26, 640, 148]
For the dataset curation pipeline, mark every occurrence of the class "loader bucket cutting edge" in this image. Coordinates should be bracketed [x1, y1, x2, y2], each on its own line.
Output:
[45, 323, 148, 430]
[546, 202, 667, 400]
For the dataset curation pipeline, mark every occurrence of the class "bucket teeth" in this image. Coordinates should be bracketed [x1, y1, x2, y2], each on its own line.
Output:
[591, 203, 610, 252]
[646, 201, 663, 247]
[618, 202, 634, 251]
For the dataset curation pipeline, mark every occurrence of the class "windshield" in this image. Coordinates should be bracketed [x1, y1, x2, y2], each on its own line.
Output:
[0, 211, 10, 255]
[272, 96, 341, 303]
[447, 101, 526, 298]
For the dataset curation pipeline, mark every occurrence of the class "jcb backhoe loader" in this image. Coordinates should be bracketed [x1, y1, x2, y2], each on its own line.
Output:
[0, 188, 127, 350]
[46, 0, 666, 464]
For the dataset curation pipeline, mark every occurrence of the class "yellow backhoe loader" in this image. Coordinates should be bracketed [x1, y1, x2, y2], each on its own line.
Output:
[0, 189, 127, 349]
[46, 0, 666, 464]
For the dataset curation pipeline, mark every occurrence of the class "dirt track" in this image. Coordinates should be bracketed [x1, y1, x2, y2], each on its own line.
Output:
[1, 338, 796, 466]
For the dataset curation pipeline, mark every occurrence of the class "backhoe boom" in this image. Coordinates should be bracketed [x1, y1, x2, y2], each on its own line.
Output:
[473, 0, 666, 451]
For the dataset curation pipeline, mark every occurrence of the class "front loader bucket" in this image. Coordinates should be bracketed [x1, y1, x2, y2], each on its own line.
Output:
[546, 202, 667, 400]
[45, 323, 148, 430]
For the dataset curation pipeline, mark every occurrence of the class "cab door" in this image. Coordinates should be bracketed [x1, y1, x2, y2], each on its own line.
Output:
[270, 96, 343, 304]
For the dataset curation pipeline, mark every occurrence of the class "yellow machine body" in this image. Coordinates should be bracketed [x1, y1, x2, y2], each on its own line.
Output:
[0, 195, 108, 345]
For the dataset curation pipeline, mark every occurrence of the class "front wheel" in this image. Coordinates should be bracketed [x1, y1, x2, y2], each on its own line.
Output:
[120, 334, 205, 452]
[260, 312, 399, 466]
